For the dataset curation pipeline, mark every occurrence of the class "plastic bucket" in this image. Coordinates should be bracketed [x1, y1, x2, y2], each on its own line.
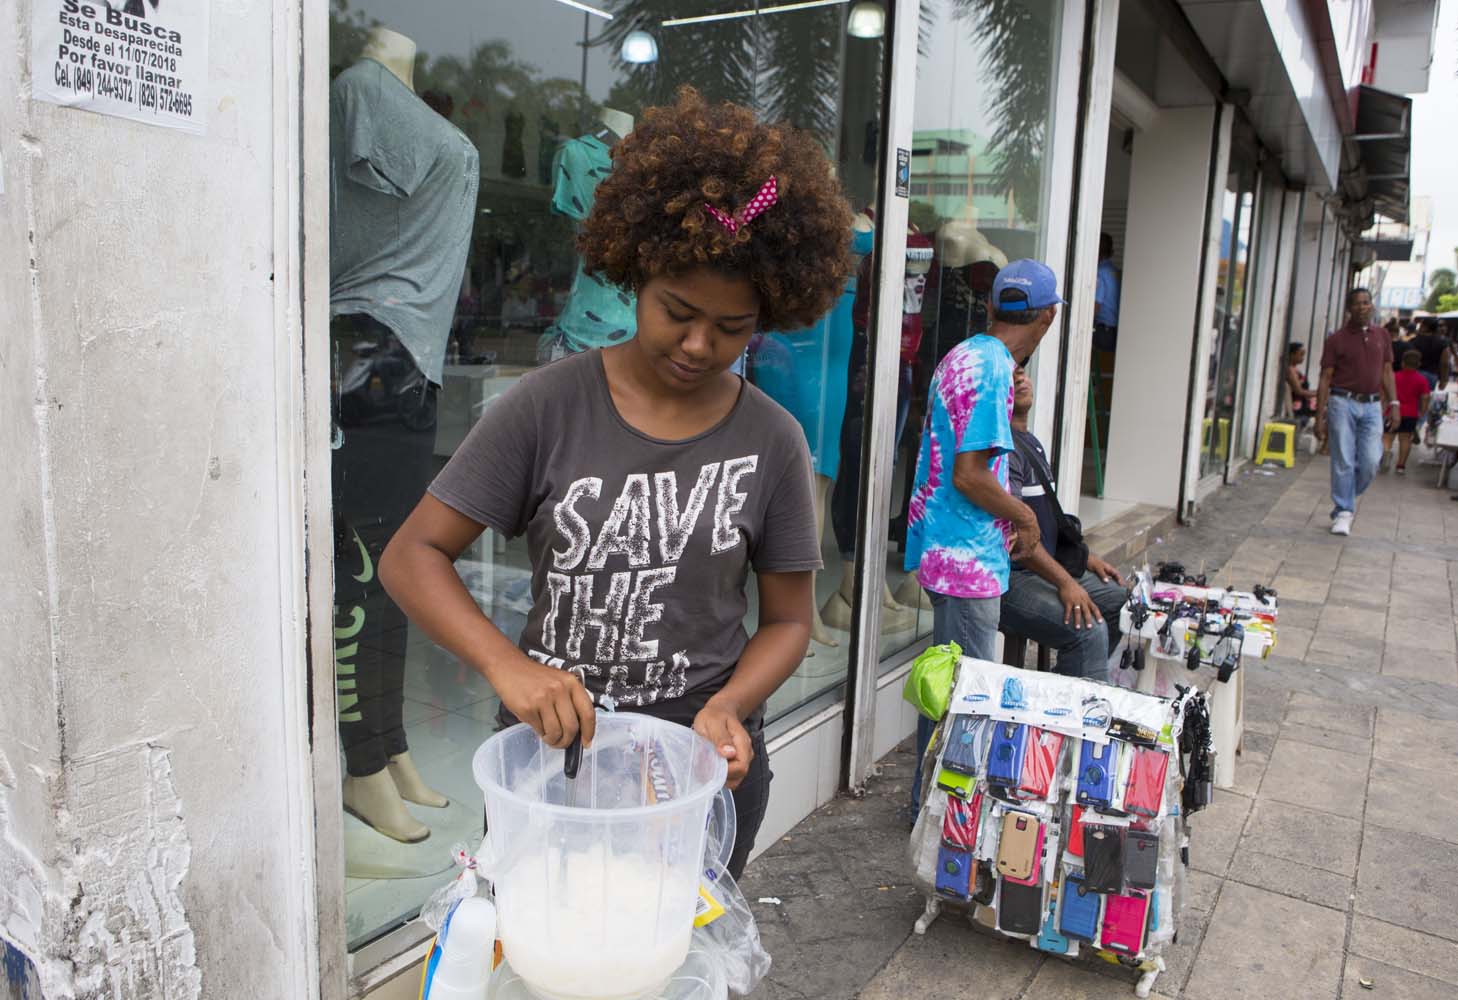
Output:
[473, 715, 727, 1000]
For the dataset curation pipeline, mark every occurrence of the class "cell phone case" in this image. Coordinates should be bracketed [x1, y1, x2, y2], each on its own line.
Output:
[996, 811, 1045, 883]
[1076, 739, 1120, 808]
[972, 861, 996, 905]
[942, 715, 985, 776]
[1058, 873, 1102, 942]
[935, 844, 973, 900]
[996, 879, 1043, 936]
[1123, 830, 1159, 890]
[936, 767, 974, 799]
[987, 722, 1029, 787]
[1101, 890, 1150, 955]
[1034, 886, 1071, 954]
[1083, 824, 1126, 893]
[1123, 746, 1170, 817]
[1019, 728, 1065, 799]
[942, 789, 984, 850]
[1066, 805, 1087, 858]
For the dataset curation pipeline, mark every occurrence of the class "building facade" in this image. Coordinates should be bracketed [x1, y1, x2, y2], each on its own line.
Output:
[0, 0, 1436, 997]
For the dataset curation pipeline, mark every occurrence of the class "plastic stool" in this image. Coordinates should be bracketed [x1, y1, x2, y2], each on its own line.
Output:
[1254, 421, 1296, 468]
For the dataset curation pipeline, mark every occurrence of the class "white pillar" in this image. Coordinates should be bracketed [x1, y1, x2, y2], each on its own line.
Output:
[1101, 105, 1220, 510]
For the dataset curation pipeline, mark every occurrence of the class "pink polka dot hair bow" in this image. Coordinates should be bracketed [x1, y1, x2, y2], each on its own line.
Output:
[704, 176, 778, 234]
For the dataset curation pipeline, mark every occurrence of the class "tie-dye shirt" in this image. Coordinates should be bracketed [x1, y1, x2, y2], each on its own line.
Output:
[904, 334, 1016, 598]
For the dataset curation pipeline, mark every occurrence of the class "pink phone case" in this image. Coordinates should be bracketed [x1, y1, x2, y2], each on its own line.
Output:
[1001, 814, 1046, 886]
[1018, 728, 1065, 798]
[1101, 890, 1150, 955]
[1124, 747, 1169, 816]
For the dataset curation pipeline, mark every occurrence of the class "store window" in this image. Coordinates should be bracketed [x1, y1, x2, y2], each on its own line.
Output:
[1201, 154, 1258, 480]
[326, 0, 887, 950]
[875, 0, 1064, 662]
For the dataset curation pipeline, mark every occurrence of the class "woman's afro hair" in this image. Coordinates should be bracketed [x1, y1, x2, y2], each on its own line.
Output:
[578, 87, 856, 331]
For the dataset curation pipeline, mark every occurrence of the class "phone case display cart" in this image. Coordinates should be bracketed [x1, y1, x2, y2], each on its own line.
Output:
[1116, 567, 1278, 789]
[907, 654, 1214, 998]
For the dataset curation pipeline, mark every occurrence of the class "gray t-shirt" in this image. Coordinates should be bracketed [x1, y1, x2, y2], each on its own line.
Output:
[429, 350, 822, 725]
[329, 59, 480, 384]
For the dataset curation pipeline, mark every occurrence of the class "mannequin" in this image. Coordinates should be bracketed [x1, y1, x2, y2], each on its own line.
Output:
[892, 211, 1007, 611]
[539, 108, 639, 360]
[748, 212, 874, 647]
[821, 231, 929, 633]
[330, 25, 479, 843]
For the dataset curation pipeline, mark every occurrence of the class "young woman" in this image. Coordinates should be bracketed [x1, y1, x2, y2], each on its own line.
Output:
[378, 88, 855, 876]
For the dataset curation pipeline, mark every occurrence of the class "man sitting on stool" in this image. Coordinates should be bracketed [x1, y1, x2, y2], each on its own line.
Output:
[1000, 365, 1127, 681]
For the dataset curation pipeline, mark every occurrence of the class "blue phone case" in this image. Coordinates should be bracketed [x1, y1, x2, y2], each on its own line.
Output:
[1035, 891, 1071, 953]
[1076, 739, 1119, 807]
[987, 722, 1028, 787]
[935, 844, 973, 900]
[1059, 874, 1102, 942]
[941, 715, 983, 776]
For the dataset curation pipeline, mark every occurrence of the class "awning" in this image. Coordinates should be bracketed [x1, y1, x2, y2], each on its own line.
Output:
[1350, 84, 1412, 225]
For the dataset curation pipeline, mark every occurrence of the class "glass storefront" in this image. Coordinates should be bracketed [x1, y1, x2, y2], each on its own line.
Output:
[327, 0, 889, 949]
[1200, 151, 1258, 480]
[877, 0, 1065, 662]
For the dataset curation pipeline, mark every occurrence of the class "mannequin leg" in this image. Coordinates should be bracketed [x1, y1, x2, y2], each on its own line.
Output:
[808, 474, 840, 647]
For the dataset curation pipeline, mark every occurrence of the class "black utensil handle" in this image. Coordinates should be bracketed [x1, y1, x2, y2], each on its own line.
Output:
[563, 733, 583, 780]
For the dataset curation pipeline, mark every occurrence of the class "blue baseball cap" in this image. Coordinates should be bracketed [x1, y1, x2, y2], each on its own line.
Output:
[991, 259, 1064, 312]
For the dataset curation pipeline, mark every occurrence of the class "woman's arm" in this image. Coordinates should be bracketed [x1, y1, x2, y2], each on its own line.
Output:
[379, 494, 596, 749]
[694, 569, 813, 789]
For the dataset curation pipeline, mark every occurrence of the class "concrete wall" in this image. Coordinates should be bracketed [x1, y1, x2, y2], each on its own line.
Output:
[1102, 105, 1218, 510]
[0, 1, 321, 997]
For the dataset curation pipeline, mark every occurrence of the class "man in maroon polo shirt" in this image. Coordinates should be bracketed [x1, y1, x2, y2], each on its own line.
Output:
[1315, 288, 1397, 536]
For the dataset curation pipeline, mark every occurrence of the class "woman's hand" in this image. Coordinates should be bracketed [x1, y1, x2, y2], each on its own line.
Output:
[489, 654, 597, 750]
[694, 699, 753, 790]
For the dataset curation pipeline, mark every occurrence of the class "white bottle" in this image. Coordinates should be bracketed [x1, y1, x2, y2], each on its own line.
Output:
[426, 897, 496, 1000]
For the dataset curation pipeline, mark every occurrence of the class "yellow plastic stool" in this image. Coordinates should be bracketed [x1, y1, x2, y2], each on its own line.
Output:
[1201, 417, 1231, 458]
[1255, 421, 1296, 468]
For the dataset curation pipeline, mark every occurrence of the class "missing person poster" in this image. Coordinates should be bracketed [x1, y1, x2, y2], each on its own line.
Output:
[32, 1, 209, 135]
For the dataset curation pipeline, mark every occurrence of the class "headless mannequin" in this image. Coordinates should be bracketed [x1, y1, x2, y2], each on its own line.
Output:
[337, 25, 452, 846]
[893, 213, 1007, 611]
[822, 229, 927, 634]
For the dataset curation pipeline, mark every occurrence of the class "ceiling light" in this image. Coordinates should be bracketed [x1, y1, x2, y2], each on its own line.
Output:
[847, 1, 884, 38]
[549, 0, 614, 19]
[621, 30, 659, 63]
[663, 0, 848, 29]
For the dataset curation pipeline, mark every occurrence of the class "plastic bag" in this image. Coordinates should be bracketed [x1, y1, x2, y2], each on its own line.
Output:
[698, 861, 771, 996]
[903, 642, 961, 721]
[419, 841, 487, 932]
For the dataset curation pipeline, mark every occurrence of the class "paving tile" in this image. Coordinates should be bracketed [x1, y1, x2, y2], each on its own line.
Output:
[1284, 691, 1376, 737]
[1305, 630, 1384, 672]
[1025, 956, 1174, 1000]
[1184, 868, 1222, 914]
[1365, 759, 1458, 846]
[1259, 738, 1369, 819]
[1240, 799, 1362, 876]
[1316, 604, 1387, 637]
[1241, 687, 1290, 736]
[1356, 825, 1458, 942]
[1386, 617, 1457, 653]
[855, 918, 1037, 999]
[1228, 847, 1355, 911]
[1157, 903, 1208, 994]
[1271, 573, 1331, 603]
[1273, 626, 1312, 660]
[1374, 708, 1458, 771]
[1351, 914, 1458, 987]
[1381, 644, 1458, 685]
[1279, 721, 1373, 756]
[1228, 742, 1271, 799]
[1326, 581, 1390, 610]
[1343, 955, 1458, 999]
[1271, 599, 1321, 631]
[1184, 882, 1346, 1000]
[1188, 790, 1252, 876]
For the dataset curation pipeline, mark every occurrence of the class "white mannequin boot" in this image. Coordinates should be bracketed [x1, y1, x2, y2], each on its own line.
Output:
[894, 571, 935, 612]
[361, 27, 417, 89]
[821, 558, 918, 632]
[344, 769, 429, 843]
[808, 474, 841, 648]
[388, 750, 449, 808]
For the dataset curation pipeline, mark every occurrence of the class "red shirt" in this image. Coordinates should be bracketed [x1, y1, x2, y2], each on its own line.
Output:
[1320, 323, 1392, 395]
[1394, 369, 1429, 419]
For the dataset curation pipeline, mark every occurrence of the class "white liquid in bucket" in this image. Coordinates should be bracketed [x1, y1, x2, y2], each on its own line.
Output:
[499, 844, 694, 1000]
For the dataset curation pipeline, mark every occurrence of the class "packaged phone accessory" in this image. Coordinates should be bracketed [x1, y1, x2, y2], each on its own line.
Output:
[1083, 824, 1126, 893]
[1019, 727, 1065, 799]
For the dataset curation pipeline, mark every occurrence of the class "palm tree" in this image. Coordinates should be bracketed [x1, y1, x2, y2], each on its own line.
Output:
[1425, 267, 1456, 312]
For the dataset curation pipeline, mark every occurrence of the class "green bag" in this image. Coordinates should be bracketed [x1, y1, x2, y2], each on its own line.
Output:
[903, 642, 962, 721]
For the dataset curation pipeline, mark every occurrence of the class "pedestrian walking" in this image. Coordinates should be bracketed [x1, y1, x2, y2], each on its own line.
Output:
[905, 258, 1062, 810]
[1316, 288, 1397, 535]
[1383, 349, 1430, 475]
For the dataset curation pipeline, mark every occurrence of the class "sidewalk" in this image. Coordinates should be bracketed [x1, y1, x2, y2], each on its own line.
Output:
[739, 456, 1458, 1000]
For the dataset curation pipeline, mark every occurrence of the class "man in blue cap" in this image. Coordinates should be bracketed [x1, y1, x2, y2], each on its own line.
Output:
[905, 258, 1063, 812]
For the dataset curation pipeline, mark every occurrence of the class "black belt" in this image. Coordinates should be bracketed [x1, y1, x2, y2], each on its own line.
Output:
[1330, 388, 1381, 403]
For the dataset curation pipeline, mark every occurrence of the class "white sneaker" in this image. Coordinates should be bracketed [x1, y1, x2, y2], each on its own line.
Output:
[1331, 511, 1354, 536]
